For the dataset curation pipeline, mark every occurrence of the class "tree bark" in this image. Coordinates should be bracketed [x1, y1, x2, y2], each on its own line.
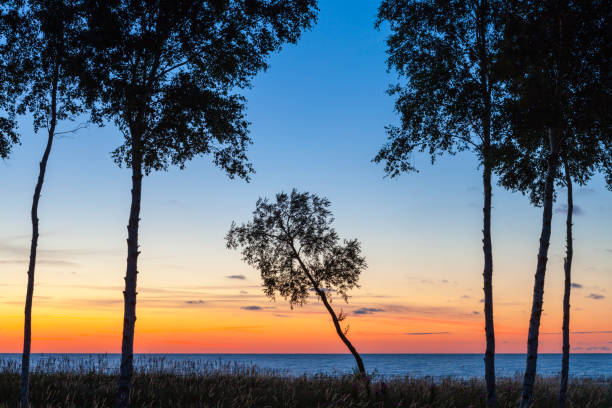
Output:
[519, 130, 559, 408]
[291, 248, 366, 376]
[558, 160, 572, 408]
[482, 161, 496, 408]
[20, 69, 59, 408]
[117, 138, 143, 408]
[476, 1, 495, 405]
[316, 288, 366, 376]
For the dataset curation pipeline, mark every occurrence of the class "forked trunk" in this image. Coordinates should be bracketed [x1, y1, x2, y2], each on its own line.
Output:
[519, 130, 559, 408]
[558, 160, 573, 408]
[117, 142, 143, 408]
[21, 71, 58, 408]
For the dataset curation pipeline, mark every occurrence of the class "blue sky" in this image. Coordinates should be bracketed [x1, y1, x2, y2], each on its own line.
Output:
[0, 0, 610, 353]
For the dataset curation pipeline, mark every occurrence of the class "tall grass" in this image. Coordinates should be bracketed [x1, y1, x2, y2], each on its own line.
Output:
[0, 357, 609, 407]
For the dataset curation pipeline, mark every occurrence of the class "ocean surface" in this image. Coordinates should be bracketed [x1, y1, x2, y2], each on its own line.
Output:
[1, 353, 611, 379]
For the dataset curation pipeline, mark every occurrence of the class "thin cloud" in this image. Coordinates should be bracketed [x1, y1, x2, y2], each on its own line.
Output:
[0, 259, 78, 266]
[461, 295, 471, 299]
[405, 332, 449, 336]
[586, 293, 605, 300]
[241, 305, 263, 311]
[239, 290, 248, 295]
[185, 300, 205, 305]
[353, 307, 384, 315]
[606, 249, 612, 254]
[555, 204, 584, 215]
[472, 311, 480, 315]
[543, 330, 612, 335]
[575, 346, 611, 351]
[571, 283, 583, 289]
[226, 274, 246, 280]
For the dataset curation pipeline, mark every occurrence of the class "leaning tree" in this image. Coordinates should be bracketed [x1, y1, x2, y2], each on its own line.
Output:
[77, 1, 318, 406]
[227, 190, 367, 375]
[0, 1, 87, 406]
[495, 1, 611, 406]
[374, 1, 505, 405]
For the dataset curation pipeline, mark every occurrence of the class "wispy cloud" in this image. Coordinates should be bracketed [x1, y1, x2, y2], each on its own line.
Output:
[555, 204, 584, 215]
[574, 346, 610, 351]
[241, 305, 263, 311]
[353, 307, 384, 315]
[586, 293, 605, 300]
[0, 259, 79, 266]
[543, 330, 612, 335]
[226, 274, 246, 280]
[405, 332, 449, 336]
[185, 300, 205, 305]
[571, 283, 583, 289]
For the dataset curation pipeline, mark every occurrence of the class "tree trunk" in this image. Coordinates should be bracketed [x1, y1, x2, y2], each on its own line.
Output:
[117, 141, 143, 408]
[519, 130, 559, 408]
[482, 161, 496, 408]
[291, 249, 366, 376]
[476, 1, 495, 404]
[20, 71, 58, 408]
[317, 288, 366, 376]
[558, 160, 572, 408]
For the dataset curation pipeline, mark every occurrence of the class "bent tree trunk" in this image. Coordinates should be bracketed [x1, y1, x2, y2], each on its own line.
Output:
[21, 77, 58, 408]
[117, 143, 143, 408]
[559, 160, 573, 408]
[519, 133, 559, 408]
[317, 288, 366, 376]
[482, 161, 496, 408]
[292, 250, 366, 375]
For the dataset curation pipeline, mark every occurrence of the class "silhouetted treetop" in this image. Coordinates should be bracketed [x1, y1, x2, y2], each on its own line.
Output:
[374, 0, 506, 176]
[0, 0, 27, 158]
[494, 0, 611, 205]
[80, 0, 318, 176]
[226, 190, 366, 307]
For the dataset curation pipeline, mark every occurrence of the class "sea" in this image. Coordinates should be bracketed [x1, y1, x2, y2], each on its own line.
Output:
[1, 353, 611, 380]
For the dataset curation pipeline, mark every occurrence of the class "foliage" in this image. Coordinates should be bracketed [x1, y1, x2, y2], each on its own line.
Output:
[494, 0, 611, 203]
[79, 0, 318, 177]
[373, 0, 505, 174]
[227, 190, 366, 307]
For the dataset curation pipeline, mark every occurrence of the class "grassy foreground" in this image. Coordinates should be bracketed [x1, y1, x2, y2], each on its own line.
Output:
[0, 361, 610, 407]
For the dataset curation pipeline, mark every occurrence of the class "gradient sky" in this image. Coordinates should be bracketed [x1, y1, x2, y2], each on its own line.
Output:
[1, 0, 611, 354]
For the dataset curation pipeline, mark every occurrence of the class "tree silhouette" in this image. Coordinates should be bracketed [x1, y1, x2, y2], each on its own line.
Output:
[495, 1, 611, 406]
[374, 1, 504, 404]
[77, 1, 318, 406]
[0, 0, 26, 159]
[227, 190, 367, 375]
[1, 1, 87, 406]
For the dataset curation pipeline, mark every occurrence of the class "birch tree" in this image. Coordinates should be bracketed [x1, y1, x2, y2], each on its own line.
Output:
[374, 1, 505, 405]
[227, 190, 367, 375]
[77, 1, 318, 406]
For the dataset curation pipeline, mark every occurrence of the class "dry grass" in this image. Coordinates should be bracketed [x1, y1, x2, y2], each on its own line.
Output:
[0, 357, 610, 407]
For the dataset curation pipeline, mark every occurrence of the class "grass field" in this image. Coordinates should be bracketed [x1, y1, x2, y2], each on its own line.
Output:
[1, 359, 610, 407]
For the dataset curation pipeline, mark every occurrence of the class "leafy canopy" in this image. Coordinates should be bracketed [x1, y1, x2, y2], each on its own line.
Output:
[0, 0, 25, 158]
[226, 190, 366, 307]
[80, 0, 318, 176]
[374, 0, 505, 175]
[494, 0, 611, 204]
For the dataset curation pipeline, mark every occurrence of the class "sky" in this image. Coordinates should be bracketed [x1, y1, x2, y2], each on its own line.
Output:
[0, 0, 611, 354]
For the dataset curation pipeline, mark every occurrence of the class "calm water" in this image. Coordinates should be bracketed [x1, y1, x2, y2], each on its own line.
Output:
[1, 353, 611, 379]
